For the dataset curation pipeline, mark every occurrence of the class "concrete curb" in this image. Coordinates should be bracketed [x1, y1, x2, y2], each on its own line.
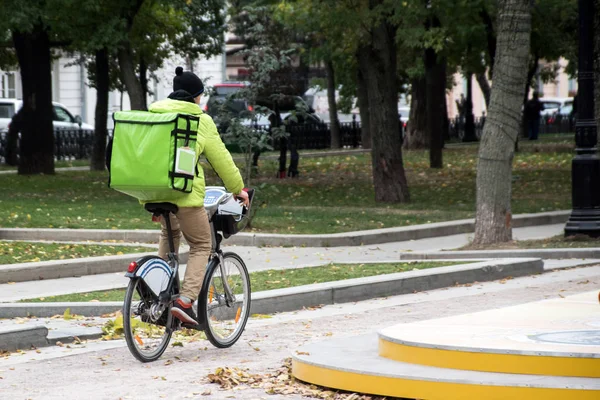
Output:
[46, 330, 104, 345]
[0, 258, 543, 319]
[0, 325, 49, 351]
[0, 251, 189, 284]
[399, 248, 600, 260]
[0, 210, 571, 248]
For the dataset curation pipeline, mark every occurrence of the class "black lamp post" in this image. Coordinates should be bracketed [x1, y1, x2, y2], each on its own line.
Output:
[564, 0, 600, 236]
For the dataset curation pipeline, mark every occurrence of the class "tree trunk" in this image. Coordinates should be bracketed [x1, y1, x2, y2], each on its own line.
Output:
[425, 46, 446, 168]
[12, 27, 54, 175]
[365, 0, 409, 203]
[403, 76, 428, 149]
[480, 7, 497, 79]
[325, 59, 341, 149]
[474, 0, 532, 245]
[91, 48, 110, 171]
[463, 72, 477, 142]
[117, 41, 145, 111]
[476, 71, 492, 109]
[139, 56, 148, 110]
[595, 0, 600, 128]
[356, 48, 371, 149]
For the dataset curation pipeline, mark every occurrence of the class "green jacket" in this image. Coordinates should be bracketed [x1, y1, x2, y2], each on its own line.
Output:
[146, 99, 244, 208]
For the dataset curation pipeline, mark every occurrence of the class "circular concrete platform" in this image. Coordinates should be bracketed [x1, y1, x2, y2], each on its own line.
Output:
[378, 291, 600, 377]
[292, 335, 600, 400]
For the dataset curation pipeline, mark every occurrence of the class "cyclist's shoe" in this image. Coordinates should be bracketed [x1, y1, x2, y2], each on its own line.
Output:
[171, 298, 198, 324]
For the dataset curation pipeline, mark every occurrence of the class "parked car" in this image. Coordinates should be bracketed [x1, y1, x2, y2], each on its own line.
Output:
[547, 102, 575, 130]
[0, 98, 93, 132]
[205, 82, 322, 130]
[539, 97, 574, 116]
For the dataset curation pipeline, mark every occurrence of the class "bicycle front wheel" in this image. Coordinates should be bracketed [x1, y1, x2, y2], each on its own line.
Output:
[200, 252, 251, 348]
[123, 278, 172, 362]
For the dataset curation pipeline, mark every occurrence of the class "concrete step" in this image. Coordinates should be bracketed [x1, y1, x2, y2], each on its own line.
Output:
[0, 251, 189, 284]
[378, 291, 600, 378]
[0, 317, 105, 352]
[291, 334, 600, 400]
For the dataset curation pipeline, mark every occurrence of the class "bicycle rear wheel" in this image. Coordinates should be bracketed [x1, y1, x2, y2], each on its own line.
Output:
[123, 279, 172, 362]
[200, 252, 251, 348]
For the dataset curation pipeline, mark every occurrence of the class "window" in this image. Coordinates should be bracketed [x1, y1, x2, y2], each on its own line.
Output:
[54, 106, 74, 122]
[0, 103, 15, 118]
[1, 73, 16, 98]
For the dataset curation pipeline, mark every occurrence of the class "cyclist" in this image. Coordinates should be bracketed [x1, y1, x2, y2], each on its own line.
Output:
[146, 66, 248, 325]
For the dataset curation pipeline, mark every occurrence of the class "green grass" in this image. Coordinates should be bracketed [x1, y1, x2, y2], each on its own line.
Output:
[0, 137, 574, 234]
[0, 241, 154, 265]
[20, 261, 463, 302]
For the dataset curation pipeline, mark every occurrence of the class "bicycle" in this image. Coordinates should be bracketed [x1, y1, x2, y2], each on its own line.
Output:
[122, 186, 254, 362]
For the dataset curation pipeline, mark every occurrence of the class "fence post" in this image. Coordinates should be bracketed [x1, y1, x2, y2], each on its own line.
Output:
[352, 114, 358, 148]
[55, 130, 62, 161]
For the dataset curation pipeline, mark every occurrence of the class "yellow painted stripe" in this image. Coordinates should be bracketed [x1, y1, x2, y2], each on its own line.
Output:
[379, 338, 600, 378]
[292, 358, 600, 400]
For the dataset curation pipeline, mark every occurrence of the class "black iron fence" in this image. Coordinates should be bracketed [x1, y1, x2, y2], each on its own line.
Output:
[0, 114, 578, 165]
[55, 129, 95, 160]
[0, 129, 95, 164]
[281, 119, 362, 150]
[447, 114, 576, 141]
[448, 116, 486, 141]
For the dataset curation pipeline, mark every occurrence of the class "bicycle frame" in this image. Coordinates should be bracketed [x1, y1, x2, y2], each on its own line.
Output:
[144, 209, 236, 332]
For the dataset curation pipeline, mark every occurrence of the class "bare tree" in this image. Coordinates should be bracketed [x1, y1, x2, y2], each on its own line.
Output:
[473, 0, 532, 245]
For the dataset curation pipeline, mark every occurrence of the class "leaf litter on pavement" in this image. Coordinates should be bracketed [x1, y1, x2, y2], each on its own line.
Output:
[207, 358, 396, 399]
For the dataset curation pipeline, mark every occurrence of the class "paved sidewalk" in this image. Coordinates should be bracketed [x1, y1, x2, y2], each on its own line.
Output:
[0, 264, 598, 400]
[0, 223, 568, 302]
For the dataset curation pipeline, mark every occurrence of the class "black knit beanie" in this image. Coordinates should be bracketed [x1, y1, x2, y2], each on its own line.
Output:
[173, 66, 204, 97]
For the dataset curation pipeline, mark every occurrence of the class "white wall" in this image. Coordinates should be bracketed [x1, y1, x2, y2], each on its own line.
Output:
[54, 57, 85, 119]
[4, 48, 228, 129]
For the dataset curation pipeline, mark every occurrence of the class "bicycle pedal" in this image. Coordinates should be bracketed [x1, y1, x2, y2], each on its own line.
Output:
[182, 322, 205, 331]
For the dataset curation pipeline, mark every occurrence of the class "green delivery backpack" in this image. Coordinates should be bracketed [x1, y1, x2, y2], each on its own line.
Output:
[108, 110, 200, 201]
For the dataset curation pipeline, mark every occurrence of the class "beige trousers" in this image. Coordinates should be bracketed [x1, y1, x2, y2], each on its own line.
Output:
[159, 207, 212, 301]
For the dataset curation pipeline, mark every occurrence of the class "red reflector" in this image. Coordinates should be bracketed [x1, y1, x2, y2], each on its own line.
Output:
[247, 105, 254, 112]
[128, 262, 137, 273]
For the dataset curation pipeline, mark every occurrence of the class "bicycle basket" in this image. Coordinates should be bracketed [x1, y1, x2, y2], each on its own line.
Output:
[213, 214, 239, 238]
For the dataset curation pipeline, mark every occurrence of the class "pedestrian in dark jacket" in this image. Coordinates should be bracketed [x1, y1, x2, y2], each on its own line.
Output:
[525, 92, 543, 140]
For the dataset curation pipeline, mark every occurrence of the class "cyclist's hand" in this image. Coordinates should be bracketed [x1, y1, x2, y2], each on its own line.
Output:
[235, 190, 249, 207]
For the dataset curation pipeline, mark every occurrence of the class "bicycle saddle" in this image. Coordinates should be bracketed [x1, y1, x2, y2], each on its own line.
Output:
[144, 202, 179, 215]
